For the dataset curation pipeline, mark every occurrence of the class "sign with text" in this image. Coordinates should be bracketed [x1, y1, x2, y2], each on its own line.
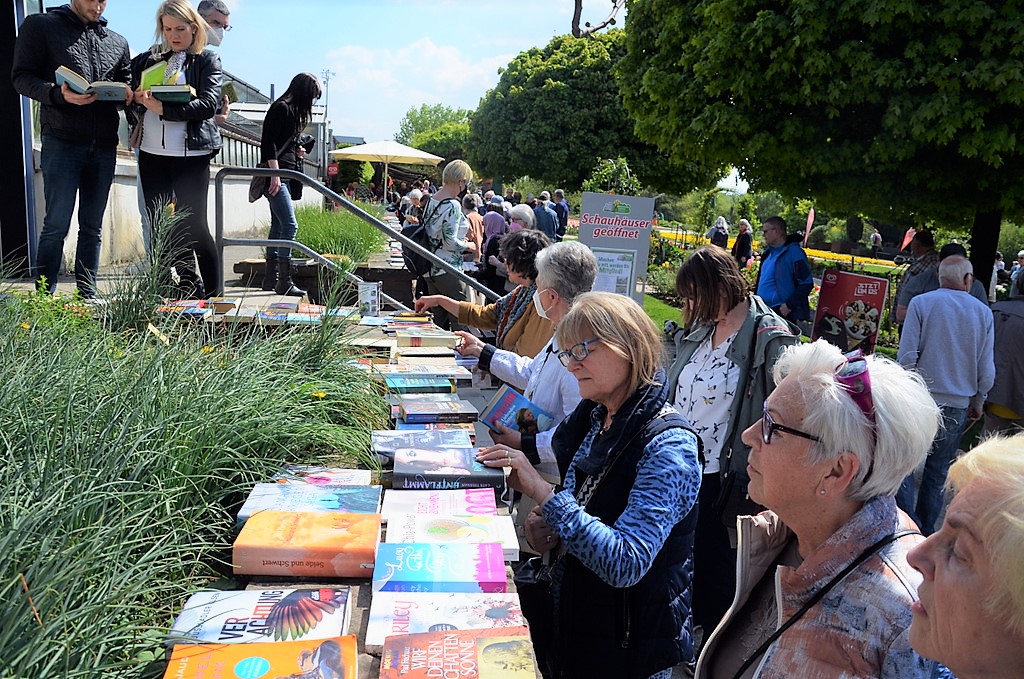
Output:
[812, 268, 889, 355]
[577, 192, 654, 303]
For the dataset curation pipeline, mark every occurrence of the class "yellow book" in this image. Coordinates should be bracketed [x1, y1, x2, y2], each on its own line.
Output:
[140, 60, 167, 90]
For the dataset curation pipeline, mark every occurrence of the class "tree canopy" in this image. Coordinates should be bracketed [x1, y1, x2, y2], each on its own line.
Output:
[411, 121, 471, 167]
[617, 0, 1024, 278]
[395, 104, 469, 145]
[469, 31, 719, 191]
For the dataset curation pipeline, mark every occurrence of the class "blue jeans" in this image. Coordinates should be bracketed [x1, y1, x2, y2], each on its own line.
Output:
[896, 405, 968, 534]
[266, 182, 298, 259]
[37, 135, 117, 295]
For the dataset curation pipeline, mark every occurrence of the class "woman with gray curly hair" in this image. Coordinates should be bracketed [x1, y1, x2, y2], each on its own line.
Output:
[508, 203, 537, 231]
[696, 340, 946, 678]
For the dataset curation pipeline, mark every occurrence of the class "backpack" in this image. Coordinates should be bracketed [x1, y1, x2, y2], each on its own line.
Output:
[400, 198, 457, 276]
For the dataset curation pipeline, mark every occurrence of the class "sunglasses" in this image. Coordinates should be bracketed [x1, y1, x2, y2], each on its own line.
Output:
[835, 349, 877, 481]
[761, 402, 820, 445]
[557, 338, 600, 367]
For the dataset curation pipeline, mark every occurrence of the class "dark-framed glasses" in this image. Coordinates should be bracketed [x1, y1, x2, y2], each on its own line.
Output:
[761, 401, 821, 445]
[557, 338, 600, 367]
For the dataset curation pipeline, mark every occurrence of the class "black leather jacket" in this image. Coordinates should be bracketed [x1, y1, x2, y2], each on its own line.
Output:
[128, 49, 222, 154]
[11, 5, 131, 146]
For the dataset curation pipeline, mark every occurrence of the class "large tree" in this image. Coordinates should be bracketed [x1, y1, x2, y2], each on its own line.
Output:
[470, 31, 719, 191]
[617, 0, 1024, 282]
[395, 104, 469, 145]
[412, 121, 471, 167]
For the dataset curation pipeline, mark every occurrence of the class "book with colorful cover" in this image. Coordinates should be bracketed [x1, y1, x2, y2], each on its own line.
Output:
[386, 393, 461, 418]
[267, 300, 300, 313]
[162, 635, 358, 679]
[379, 627, 535, 678]
[371, 429, 473, 458]
[371, 543, 507, 593]
[286, 312, 321, 326]
[324, 307, 360, 324]
[140, 60, 168, 90]
[272, 465, 372, 487]
[365, 592, 524, 649]
[54, 65, 127, 101]
[385, 514, 518, 561]
[256, 311, 288, 326]
[385, 376, 455, 394]
[236, 484, 382, 526]
[167, 587, 353, 644]
[154, 302, 211, 320]
[207, 297, 240, 314]
[232, 511, 380, 578]
[375, 363, 472, 388]
[392, 448, 503, 491]
[380, 488, 498, 522]
[400, 399, 479, 424]
[479, 384, 555, 435]
[394, 327, 458, 348]
[394, 420, 476, 441]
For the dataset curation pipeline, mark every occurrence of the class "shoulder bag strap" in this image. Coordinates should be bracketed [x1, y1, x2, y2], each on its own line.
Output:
[731, 528, 921, 679]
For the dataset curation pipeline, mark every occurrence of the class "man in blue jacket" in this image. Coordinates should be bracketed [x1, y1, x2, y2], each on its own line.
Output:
[754, 216, 814, 322]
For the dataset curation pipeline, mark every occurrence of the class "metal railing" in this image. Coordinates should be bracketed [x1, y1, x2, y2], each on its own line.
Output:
[213, 167, 500, 309]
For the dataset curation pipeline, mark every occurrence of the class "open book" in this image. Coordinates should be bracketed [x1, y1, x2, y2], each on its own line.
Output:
[55, 66, 127, 101]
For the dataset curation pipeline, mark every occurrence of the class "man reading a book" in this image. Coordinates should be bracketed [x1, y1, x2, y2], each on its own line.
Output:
[12, 0, 132, 298]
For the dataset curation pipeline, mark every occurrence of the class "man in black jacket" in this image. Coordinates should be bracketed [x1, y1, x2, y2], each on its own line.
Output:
[12, 1, 131, 297]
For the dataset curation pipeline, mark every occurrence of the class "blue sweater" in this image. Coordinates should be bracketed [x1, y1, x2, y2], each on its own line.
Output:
[757, 238, 814, 320]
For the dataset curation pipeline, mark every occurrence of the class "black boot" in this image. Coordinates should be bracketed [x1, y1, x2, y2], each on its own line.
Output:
[261, 256, 278, 291]
[274, 256, 306, 297]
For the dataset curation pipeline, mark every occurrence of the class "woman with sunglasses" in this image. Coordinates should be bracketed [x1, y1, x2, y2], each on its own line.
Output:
[695, 340, 945, 678]
[478, 292, 702, 679]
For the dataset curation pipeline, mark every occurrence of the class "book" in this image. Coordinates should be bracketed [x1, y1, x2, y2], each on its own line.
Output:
[359, 281, 381, 316]
[54, 65, 127, 101]
[394, 347, 457, 366]
[221, 307, 258, 324]
[479, 384, 555, 435]
[400, 399, 479, 424]
[162, 635, 358, 679]
[267, 300, 300, 313]
[394, 420, 476, 441]
[375, 364, 473, 388]
[379, 627, 535, 678]
[150, 83, 197, 103]
[365, 592, 524, 649]
[222, 80, 239, 103]
[395, 327, 458, 348]
[207, 297, 240, 314]
[232, 511, 380, 578]
[385, 376, 455, 394]
[386, 393, 461, 419]
[380, 488, 498, 522]
[287, 312, 321, 325]
[392, 447, 504, 491]
[140, 60, 167, 90]
[167, 587, 353, 643]
[272, 465, 372, 486]
[371, 543, 507, 593]
[154, 304, 212, 320]
[371, 429, 474, 459]
[236, 483, 382, 526]
[256, 311, 288, 326]
[385, 513, 518, 561]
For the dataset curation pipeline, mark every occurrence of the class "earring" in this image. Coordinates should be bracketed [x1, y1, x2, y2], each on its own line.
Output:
[819, 488, 826, 496]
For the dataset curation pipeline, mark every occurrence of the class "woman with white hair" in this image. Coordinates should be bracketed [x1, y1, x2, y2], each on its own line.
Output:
[696, 340, 945, 678]
[907, 433, 1024, 678]
[508, 203, 537, 231]
[731, 219, 754, 269]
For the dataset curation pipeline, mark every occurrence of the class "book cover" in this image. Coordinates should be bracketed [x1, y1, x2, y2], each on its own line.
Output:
[400, 399, 478, 424]
[479, 384, 555, 435]
[167, 587, 353, 644]
[392, 448, 504, 491]
[256, 311, 288, 326]
[371, 429, 473, 458]
[267, 300, 300, 313]
[371, 543, 507, 593]
[375, 364, 472, 388]
[395, 327, 458, 348]
[385, 514, 518, 561]
[232, 511, 380, 578]
[54, 65, 127, 101]
[365, 592, 524, 649]
[287, 312, 321, 326]
[385, 376, 455, 395]
[221, 307, 258, 324]
[379, 627, 535, 678]
[380, 489, 498, 522]
[298, 303, 328, 316]
[394, 348, 457, 366]
[162, 635, 358, 679]
[394, 421, 476, 441]
[236, 484, 382, 526]
[151, 83, 197, 102]
[140, 60, 167, 90]
[208, 297, 240, 314]
[272, 465, 372, 487]
[222, 80, 239, 103]
[323, 307, 359, 324]
[154, 304, 212, 320]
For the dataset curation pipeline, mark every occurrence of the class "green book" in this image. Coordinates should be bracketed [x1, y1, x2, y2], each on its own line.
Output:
[140, 60, 167, 90]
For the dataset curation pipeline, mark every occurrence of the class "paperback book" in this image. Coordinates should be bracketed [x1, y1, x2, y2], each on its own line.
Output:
[378, 627, 535, 678]
[207, 297, 240, 314]
[392, 448, 504, 491]
[384, 375, 455, 394]
[371, 429, 474, 459]
[167, 587, 353, 644]
[379, 488, 498, 522]
[386, 393, 461, 419]
[272, 465, 372, 487]
[479, 384, 555, 434]
[235, 483, 382, 526]
[371, 542, 507, 593]
[162, 635, 358, 679]
[54, 65, 127, 101]
[384, 513, 519, 561]
[365, 592, 524, 649]
[400, 399, 479, 424]
[394, 327, 458, 348]
[232, 511, 380, 578]
[221, 307, 258, 324]
[375, 363, 473, 388]
[394, 421, 476, 441]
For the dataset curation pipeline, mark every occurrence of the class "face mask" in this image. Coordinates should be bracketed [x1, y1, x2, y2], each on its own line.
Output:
[207, 26, 224, 46]
[532, 288, 552, 320]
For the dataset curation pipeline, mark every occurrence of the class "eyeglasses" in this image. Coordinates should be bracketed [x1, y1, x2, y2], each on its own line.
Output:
[761, 402, 821, 445]
[557, 338, 600, 367]
[834, 349, 877, 480]
[207, 19, 232, 30]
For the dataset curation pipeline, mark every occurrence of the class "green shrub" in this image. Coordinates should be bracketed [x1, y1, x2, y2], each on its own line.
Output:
[290, 205, 387, 266]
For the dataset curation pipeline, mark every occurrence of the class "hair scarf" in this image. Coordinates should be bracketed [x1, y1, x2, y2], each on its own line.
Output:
[481, 212, 507, 254]
[494, 282, 536, 349]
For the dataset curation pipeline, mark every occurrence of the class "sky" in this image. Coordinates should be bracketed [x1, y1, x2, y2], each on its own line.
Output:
[99, 0, 593, 143]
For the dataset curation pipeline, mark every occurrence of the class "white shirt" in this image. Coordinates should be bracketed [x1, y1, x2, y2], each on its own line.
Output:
[673, 331, 740, 474]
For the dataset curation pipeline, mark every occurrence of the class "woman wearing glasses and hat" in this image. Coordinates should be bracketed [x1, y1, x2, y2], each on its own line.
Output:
[695, 340, 946, 678]
[478, 292, 702, 679]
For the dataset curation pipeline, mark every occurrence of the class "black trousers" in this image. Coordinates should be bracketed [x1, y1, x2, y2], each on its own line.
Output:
[139, 151, 222, 296]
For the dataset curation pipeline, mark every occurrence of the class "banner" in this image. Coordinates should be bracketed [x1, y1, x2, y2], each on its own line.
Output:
[577, 192, 655, 303]
[812, 269, 889, 355]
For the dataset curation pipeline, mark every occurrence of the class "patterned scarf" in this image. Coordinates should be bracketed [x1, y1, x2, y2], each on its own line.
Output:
[163, 51, 187, 84]
[494, 282, 536, 348]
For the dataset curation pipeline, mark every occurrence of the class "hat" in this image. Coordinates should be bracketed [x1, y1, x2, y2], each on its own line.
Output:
[489, 195, 504, 205]
[539, 191, 550, 201]
[938, 243, 968, 260]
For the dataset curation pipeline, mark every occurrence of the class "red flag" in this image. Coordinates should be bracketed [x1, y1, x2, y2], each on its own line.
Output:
[803, 208, 815, 246]
[900, 227, 917, 251]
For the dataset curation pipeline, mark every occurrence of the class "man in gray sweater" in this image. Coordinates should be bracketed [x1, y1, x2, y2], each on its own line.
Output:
[896, 255, 994, 534]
